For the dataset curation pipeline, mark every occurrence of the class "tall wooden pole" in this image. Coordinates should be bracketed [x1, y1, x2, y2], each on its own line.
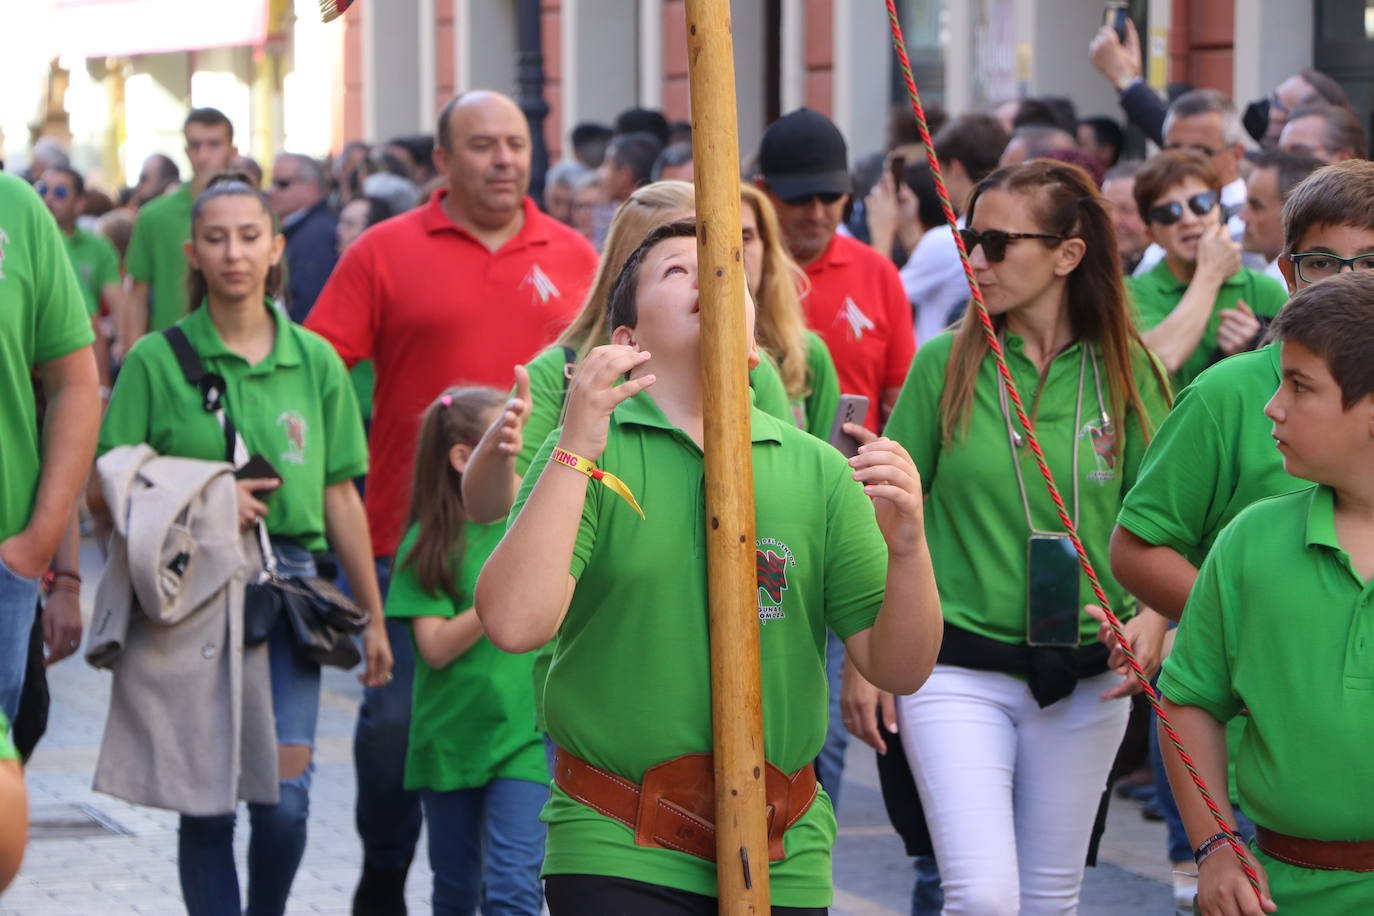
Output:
[683, 2, 771, 912]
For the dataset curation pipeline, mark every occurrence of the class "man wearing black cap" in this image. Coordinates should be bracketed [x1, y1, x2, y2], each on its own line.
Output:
[755, 108, 914, 434]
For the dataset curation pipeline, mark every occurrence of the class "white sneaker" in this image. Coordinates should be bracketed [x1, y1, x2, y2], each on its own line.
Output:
[1173, 862, 1198, 914]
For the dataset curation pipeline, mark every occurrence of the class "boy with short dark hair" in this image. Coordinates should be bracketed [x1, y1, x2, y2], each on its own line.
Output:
[1159, 269, 1374, 915]
[1127, 149, 1289, 389]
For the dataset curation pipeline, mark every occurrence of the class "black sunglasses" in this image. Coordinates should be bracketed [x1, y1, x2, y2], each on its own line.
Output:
[781, 191, 844, 207]
[957, 228, 1067, 263]
[1146, 190, 1218, 226]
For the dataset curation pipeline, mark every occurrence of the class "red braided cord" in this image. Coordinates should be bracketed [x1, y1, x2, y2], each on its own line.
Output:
[883, 1, 1260, 896]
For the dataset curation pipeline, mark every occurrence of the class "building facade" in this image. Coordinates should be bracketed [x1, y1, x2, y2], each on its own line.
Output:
[5, 0, 1372, 190]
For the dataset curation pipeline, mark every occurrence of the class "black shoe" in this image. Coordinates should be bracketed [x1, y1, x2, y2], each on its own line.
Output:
[352, 862, 409, 916]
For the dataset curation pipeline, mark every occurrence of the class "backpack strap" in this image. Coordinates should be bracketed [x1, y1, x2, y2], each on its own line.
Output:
[561, 346, 577, 400]
[162, 326, 237, 464]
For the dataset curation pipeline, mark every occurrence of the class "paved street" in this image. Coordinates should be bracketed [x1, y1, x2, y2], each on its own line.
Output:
[2, 541, 1178, 914]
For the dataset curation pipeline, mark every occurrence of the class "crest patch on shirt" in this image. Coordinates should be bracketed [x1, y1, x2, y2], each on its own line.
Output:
[520, 264, 562, 305]
[836, 296, 875, 341]
[1079, 418, 1117, 483]
[278, 410, 309, 465]
[756, 537, 797, 623]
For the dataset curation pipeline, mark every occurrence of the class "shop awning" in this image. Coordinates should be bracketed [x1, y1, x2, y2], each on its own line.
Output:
[54, 0, 272, 58]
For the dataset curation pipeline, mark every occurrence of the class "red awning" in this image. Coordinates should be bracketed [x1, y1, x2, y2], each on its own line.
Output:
[55, 0, 271, 58]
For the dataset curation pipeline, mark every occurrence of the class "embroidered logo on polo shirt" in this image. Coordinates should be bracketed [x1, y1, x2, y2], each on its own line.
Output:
[277, 410, 309, 465]
[836, 297, 875, 341]
[0, 226, 9, 279]
[520, 264, 562, 304]
[1079, 418, 1117, 483]
[756, 537, 797, 623]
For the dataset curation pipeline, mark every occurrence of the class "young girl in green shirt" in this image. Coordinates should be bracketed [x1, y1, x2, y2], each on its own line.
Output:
[385, 386, 549, 916]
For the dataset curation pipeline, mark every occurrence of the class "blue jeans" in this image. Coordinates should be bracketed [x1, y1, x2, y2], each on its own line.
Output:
[814, 630, 848, 813]
[421, 779, 549, 915]
[0, 556, 40, 721]
[352, 556, 424, 870]
[178, 542, 322, 916]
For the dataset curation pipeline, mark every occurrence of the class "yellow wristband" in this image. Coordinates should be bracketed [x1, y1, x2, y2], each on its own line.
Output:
[550, 446, 645, 519]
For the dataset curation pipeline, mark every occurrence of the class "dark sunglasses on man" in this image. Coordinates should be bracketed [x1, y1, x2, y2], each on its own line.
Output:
[957, 228, 1068, 263]
[1146, 190, 1218, 226]
[34, 182, 70, 200]
[782, 191, 845, 207]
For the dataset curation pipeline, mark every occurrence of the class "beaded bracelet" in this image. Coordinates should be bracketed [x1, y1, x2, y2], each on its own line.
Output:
[1193, 831, 1235, 866]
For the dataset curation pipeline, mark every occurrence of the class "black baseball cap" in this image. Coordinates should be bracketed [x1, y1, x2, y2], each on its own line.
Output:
[757, 108, 851, 200]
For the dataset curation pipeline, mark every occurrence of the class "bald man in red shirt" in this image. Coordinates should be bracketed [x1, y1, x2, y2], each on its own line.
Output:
[306, 90, 597, 910]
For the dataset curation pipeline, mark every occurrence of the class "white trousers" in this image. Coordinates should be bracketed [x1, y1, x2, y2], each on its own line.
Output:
[897, 665, 1129, 916]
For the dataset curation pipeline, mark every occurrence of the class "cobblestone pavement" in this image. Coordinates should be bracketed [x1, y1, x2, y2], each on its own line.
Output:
[1, 541, 1177, 914]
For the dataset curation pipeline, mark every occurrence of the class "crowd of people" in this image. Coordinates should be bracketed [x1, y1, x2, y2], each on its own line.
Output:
[1, 18, 1373, 915]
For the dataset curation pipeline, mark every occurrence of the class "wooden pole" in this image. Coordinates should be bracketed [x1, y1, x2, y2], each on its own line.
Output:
[683, 2, 771, 912]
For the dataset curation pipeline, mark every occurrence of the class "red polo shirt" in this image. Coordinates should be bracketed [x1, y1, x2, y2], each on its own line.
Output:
[801, 233, 915, 430]
[306, 191, 597, 556]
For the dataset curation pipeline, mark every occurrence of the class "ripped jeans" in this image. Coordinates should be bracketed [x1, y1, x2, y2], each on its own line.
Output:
[178, 541, 322, 916]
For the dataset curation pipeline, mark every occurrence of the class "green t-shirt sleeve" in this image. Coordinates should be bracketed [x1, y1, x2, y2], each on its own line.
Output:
[1125, 275, 1164, 331]
[822, 456, 889, 640]
[93, 236, 122, 300]
[881, 333, 948, 491]
[32, 212, 94, 365]
[385, 526, 460, 620]
[313, 337, 369, 485]
[1248, 270, 1289, 318]
[125, 209, 155, 283]
[510, 428, 600, 581]
[802, 331, 840, 441]
[1117, 379, 1225, 558]
[516, 347, 569, 477]
[1119, 348, 1173, 496]
[1157, 532, 1242, 723]
[98, 337, 158, 455]
[749, 353, 794, 426]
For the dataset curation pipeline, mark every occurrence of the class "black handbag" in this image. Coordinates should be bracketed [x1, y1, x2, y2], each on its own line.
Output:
[163, 326, 371, 666]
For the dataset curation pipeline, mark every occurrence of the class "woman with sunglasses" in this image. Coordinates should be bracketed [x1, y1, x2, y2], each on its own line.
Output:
[866, 159, 1171, 914]
[1127, 150, 1288, 389]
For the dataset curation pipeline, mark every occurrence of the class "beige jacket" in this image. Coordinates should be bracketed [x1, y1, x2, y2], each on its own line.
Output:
[87, 444, 278, 815]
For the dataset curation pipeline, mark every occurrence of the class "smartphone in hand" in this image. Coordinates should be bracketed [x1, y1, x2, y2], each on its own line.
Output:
[827, 394, 870, 459]
[1103, 1, 1129, 43]
[236, 453, 283, 500]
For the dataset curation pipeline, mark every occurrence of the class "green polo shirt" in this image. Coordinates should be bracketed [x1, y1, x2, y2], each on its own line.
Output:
[62, 227, 121, 316]
[0, 174, 94, 542]
[513, 392, 889, 907]
[1160, 486, 1374, 912]
[126, 184, 194, 332]
[1118, 344, 1301, 565]
[99, 302, 368, 552]
[1126, 260, 1287, 389]
[386, 521, 547, 792]
[797, 330, 841, 441]
[884, 331, 1170, 645]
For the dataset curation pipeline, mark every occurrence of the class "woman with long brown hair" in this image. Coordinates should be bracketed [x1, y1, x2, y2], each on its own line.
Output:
[96, 173, 391, 915]
[869, 159, 1172, 914]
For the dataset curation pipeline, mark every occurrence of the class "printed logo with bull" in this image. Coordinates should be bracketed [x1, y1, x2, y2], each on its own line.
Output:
[277, 410, 309, 465]
[1078, 418, 1117, 483]
[756, 537, 797, 624]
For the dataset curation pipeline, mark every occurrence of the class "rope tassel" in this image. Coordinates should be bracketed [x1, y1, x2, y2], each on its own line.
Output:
[882, 0, 1262, 899]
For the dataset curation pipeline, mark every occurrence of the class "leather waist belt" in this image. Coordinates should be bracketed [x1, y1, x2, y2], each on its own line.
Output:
[552, 747, 818, 863]
[1255, 825, 1374, 873]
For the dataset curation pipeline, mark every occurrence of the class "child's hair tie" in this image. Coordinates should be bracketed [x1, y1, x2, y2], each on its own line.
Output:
[440, 394, 453, 407]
